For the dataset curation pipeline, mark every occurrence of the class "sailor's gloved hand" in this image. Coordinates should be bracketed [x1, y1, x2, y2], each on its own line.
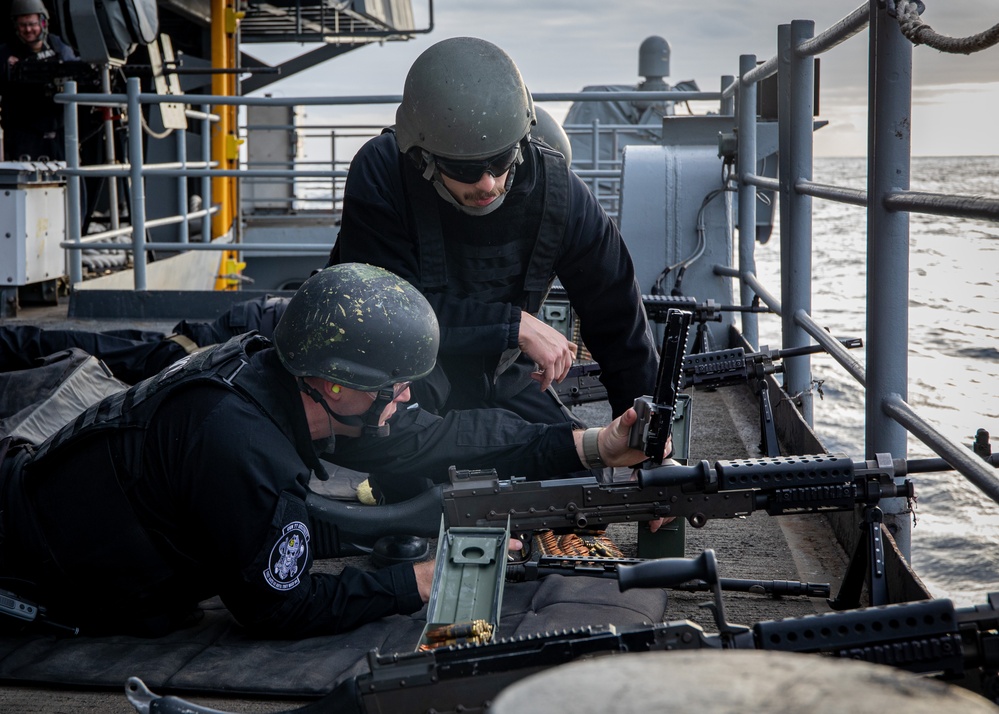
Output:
[574, 407, 670, 468]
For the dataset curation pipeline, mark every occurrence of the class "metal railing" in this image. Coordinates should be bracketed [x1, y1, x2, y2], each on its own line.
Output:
[240, 122, 386, 215]
[725, 1, 999, 559]
[55, 86, 708, 291]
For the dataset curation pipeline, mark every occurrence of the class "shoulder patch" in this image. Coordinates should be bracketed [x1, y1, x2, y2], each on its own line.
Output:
[263, 521, 310, 591]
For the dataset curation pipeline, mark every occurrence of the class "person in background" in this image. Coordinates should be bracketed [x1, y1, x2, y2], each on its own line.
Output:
[0, 0, 77, 161]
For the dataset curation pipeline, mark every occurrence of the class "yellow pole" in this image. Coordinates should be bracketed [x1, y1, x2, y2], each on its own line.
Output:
[210, 0, 231, 238]
[210, 0, 245, 289]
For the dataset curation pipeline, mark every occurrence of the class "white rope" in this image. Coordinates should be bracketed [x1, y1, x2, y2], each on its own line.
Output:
[895, 0, 999, 54]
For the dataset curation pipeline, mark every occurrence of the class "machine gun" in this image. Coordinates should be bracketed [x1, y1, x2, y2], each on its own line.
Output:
[124, 549, 999, 714]
[6, 58, 101, 89]
[308, 451, 999, 608]
[640, 293, 770, 353]
[444, 452, 920, 609]
[682, 338, 863, 456]
[307, 452, 948, 609]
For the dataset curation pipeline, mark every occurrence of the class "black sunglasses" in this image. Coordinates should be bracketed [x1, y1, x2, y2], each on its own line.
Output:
[434, 145, 520, 184]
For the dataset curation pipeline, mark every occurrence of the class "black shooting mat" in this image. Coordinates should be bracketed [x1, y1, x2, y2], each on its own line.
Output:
[0, 560, 669, 697]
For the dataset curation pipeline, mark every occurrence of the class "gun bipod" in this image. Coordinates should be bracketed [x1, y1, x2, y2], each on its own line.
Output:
[828, 504, 890, 610]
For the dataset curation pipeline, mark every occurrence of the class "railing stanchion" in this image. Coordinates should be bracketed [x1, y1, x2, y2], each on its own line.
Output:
[736, 55, 759, 348]
[778, 21, 817, 426]
[126, 77, 148, 290]
[201, 104, 213, 242]
[177, 128, 189, 243]
[867, 0, 914, 559]
[63, 81, 83, 287]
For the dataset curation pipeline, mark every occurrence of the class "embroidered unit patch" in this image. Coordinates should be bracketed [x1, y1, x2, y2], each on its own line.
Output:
[264, 521, 310, 591]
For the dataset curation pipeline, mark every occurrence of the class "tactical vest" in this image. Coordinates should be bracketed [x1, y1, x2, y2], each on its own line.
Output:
[31, 333, 273, 465]
[401, 139, 571, 316]
[9, 334, 285, 632]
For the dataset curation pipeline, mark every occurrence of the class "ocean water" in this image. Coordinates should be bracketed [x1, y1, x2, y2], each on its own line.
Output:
[751, 155, 999, 607]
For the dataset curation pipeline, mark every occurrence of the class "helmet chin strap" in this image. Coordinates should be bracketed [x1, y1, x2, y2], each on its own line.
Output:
[297, 379, 392, 437]
[363, 388, 394, 437]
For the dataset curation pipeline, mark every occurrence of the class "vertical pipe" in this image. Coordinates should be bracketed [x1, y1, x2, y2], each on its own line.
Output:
[737, 55, 759, 349]
[210, 0, 232, 239]
[100, 66, 120, 232]
[177, 128, 189, 243]
[866, 0, 912, 558]
[63, 81, 82, 287]
[201, 105, 212, 242]
[590, 117, 600, 198]
[720, 75, 735, 115]
[780, 21, 816, 425]
[126, 77, 147, 290]
[228, 18, 240, 244]
[777, 25, 792, 356]
[329, 125, 335, 212]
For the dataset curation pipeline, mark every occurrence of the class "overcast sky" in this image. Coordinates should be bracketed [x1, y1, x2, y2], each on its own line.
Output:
[245, 1, 999, 157]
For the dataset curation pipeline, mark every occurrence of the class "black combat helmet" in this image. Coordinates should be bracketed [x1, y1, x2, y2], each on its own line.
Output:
[10, 0, 48, 19]
[273, 263, 439, 391]
[10, 0, 49, 41]
[395, 37, 535, 161]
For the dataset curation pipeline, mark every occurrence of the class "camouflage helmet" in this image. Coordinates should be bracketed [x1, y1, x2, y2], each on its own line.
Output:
[10, 0, 48, 18]
[395, 37, 536, 161]
[273, 263, 439, 390]
[531, 106, 572, 167]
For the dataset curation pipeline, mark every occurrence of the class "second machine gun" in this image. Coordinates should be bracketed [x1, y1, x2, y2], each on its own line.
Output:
[125, 549, 999, 714]
[442, 452, 917, 609]
[683, 337, 863, 456]
[555, 294, 767, 407]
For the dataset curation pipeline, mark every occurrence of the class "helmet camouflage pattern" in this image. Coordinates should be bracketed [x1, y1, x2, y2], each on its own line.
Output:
[273, 263, 439, 390]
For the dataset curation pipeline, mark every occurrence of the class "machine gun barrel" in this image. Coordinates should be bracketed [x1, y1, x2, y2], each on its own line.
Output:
[641, 294, 770, 323]
[506, 548, 831, 597]
[505, 556, 829, 597]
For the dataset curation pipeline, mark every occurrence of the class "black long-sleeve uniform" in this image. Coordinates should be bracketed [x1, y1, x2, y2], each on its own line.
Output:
[333, 133, 657, 419]
[0, 34, 78, 161]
